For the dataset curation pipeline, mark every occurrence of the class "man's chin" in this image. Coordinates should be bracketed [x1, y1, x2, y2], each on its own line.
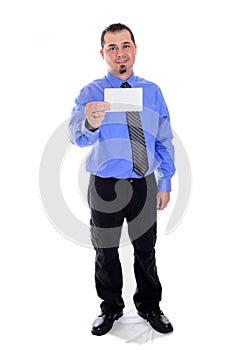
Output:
[119, 65, 127, 75]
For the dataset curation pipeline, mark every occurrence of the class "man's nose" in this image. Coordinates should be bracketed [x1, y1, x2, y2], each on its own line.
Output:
[116, 47, 124, 57]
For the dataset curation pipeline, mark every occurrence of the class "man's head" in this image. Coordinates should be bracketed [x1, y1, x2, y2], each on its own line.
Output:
[101, 23, 136, 49]
[100, 23, 137, 80]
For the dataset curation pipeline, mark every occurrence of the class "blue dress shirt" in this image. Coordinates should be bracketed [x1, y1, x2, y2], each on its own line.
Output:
[69, 72, 175, 192]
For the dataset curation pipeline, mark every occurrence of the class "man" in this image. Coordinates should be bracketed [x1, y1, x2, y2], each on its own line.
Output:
[69, 23, 175, 336]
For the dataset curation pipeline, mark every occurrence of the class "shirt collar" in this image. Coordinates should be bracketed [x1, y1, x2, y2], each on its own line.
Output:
[106, 71, 136, 88]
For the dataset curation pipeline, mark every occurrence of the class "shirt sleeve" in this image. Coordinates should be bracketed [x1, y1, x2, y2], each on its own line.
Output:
[155, 88, 176, 192]
[69, 86, 100, 147]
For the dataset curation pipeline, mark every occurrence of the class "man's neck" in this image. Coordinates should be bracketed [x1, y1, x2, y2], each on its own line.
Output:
[110, 70, 133, 81]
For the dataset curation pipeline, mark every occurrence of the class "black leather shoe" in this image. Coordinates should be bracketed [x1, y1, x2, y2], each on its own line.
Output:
[91, 312, 123, 336]
[138, 309, 173, 334]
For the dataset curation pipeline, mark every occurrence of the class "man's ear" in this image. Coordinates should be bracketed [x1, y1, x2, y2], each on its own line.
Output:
[100, 49, 104, 59]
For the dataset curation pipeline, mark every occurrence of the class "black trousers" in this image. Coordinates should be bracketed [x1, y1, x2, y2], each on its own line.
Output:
[88, 173, 162, 314]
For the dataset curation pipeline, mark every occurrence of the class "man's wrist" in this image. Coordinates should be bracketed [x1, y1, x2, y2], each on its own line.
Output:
[85, 119, 99, 131]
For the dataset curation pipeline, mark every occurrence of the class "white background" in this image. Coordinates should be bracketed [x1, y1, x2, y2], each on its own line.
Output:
[1, 0, 232, 348]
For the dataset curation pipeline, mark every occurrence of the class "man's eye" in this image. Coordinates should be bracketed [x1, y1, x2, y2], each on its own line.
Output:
[109, 47, 116, 51]
[123, 45, 130, 49]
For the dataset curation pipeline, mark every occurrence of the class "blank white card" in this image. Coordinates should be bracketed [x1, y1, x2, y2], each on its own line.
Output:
[104, 88, 143, 112]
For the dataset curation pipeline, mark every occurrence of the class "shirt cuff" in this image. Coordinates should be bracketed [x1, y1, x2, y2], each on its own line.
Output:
[79, 119, 99, 146]
[157, 178, 172, 192]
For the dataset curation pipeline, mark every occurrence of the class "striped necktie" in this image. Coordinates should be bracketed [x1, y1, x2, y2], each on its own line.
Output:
[121, 82, 149, 176]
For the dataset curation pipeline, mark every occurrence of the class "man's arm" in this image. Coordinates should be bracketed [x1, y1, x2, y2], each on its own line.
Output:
[155, 88, 175, 208]
[69, 87, 110, 147]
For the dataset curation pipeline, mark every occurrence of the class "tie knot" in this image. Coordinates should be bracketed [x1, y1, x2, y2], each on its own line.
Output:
[121, 82, 131, 88]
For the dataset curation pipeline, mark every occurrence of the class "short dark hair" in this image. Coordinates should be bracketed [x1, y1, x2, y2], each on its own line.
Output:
[101, 23, 136, 49]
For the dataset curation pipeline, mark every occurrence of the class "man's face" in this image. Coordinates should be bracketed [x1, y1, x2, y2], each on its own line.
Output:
[100, 30, 137, 80]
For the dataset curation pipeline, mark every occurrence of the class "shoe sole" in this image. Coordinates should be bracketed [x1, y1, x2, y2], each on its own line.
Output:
[91, 312, 123, 336]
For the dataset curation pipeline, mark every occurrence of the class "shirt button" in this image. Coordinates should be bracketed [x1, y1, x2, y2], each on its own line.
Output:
[88, 141, 91, 144]
[129, 179, 133, 183]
